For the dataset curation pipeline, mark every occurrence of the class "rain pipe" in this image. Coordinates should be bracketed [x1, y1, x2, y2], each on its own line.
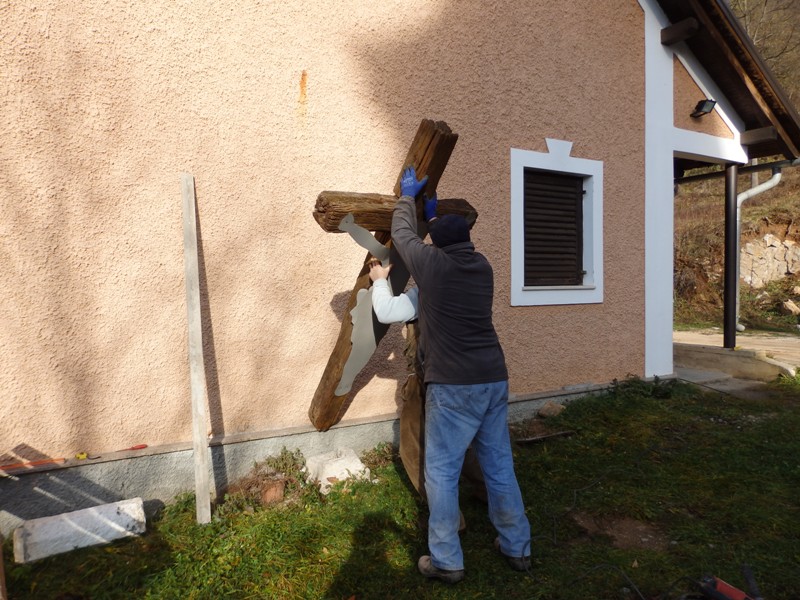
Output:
[735, 167, 782, 330]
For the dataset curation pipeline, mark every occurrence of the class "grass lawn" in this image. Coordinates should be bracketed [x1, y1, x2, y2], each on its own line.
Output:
[5, 377, 800, 599]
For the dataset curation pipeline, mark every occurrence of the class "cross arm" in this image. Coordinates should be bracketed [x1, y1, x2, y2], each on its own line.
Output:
[313, 191, 478, 233]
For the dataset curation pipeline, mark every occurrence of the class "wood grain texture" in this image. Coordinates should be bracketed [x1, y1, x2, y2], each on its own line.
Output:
[313, 192, 477, 233]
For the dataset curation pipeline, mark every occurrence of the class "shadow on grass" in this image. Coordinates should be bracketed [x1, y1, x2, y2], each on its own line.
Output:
[4, 527, 174, 600]
[325, 510, 421, 600]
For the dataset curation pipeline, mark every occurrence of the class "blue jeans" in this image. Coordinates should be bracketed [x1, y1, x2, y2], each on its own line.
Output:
[424, 381, 531, 571]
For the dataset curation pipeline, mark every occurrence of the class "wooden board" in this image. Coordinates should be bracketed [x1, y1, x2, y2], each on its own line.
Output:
[313, 192, 477, 233]
[181, 172, 212, 524]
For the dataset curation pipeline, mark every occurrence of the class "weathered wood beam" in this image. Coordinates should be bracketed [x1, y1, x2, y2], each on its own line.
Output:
[308, 119, 459, 431]
[399, 320, 425, 499]
[393, 120, 459, 207]
[660, 17, 699, 46]
[313, 191, 477, 233]
[740, 126, 777, 146]
[181, 172, 212, 524]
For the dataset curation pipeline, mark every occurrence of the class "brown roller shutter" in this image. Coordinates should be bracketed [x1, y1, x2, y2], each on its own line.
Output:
[523, 168, 584, 286]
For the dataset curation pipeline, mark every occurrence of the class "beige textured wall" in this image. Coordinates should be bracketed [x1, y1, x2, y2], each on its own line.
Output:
[1, 1, 646, 462]
[673, 57, 733, 137]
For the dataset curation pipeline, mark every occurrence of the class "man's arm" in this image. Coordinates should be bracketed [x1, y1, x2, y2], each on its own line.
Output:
[391, 167, 440, 284]
[371, 279, 418, 324]
[391, 196, 436, 283]
[368, 261, 418, 323]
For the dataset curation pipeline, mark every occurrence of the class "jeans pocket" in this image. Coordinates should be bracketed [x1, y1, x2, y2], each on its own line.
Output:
[427, 383, 474, 414]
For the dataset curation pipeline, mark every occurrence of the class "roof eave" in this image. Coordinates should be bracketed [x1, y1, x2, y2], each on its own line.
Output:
[658, 0, 800, 159]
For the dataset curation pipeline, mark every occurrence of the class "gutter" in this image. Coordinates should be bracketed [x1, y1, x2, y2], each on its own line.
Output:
[674, 157, 800, 184]
[735, 168, 782, 330]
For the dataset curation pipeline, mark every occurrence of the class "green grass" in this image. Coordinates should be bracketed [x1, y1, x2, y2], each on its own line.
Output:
[6, 378, 800, 599]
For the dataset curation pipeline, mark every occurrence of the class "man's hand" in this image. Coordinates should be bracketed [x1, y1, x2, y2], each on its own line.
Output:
[400, 166, 428, 198]
[368, 260, 392, 282]
[423, 193, 438, 222]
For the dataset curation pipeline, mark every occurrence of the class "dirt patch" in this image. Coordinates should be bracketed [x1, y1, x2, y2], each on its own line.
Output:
[225, 463, 289, 506]
[571, 511, 670, 551]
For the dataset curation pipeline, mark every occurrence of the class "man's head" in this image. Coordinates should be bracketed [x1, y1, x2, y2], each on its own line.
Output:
[429, 214, 470, 248]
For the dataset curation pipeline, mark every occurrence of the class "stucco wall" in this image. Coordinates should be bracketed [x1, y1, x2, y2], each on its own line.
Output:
[673, 56, 733, 137]
[1, 1, 646, 463]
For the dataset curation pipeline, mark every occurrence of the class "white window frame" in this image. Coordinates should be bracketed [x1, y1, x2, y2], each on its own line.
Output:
[510, 139, 604, 306]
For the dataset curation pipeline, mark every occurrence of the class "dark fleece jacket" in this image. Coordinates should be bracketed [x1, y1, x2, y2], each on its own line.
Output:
[391, 197, 508, 385]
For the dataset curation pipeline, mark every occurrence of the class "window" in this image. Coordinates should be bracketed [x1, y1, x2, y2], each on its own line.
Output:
[510, 139, 603, 306]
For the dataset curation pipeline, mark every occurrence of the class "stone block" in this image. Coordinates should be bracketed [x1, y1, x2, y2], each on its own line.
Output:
[305, 448, 370, 495]
[260, 479, 286, 506]
[13, 498, 146, 563]
[782, 299, 800, 316]
[538, 400, 565, 418]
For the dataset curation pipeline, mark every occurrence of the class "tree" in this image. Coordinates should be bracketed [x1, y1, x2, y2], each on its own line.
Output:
[730, 0, 800, 101]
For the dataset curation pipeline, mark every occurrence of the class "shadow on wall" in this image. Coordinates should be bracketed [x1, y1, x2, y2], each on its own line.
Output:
[326, 288, 410, 417]
[310, 4, 537, 425]
[195, 190, 228, 494]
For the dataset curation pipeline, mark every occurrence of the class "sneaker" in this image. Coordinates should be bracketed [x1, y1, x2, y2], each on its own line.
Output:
[417, 555, 465, 583]
[493, 537, 531, 572]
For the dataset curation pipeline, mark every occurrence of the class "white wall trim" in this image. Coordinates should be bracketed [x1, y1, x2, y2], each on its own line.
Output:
[641, 0, 678, 377]
[639, 0, 747, 377]
[672, 128, 749, 164]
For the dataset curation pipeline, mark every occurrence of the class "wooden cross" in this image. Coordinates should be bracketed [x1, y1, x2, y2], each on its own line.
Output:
[308, 119, 477, 432]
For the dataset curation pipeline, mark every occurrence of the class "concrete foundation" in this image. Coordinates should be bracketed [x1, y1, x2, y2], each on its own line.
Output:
[674, 342, 796, 381]
[1, 389, 592, 537]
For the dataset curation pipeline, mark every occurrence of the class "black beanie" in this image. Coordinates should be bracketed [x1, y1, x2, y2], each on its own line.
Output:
[429, 214, 470, 248]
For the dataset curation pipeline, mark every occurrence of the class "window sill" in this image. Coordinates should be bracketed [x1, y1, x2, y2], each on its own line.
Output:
[522, 285, 597, 292]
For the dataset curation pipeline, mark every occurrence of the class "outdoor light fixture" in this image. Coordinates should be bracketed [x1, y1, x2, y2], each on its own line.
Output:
[691, 99, 717, 118]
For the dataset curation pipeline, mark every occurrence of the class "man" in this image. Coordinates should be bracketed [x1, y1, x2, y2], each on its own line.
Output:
[390, 166, 531, 584]
[368, 257, 486, 534]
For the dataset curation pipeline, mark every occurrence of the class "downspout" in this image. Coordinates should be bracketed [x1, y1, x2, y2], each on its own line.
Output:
[735, 167, 783, 331]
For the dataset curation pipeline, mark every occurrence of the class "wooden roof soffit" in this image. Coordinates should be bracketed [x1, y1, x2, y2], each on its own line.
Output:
[686, 0, 800, 157]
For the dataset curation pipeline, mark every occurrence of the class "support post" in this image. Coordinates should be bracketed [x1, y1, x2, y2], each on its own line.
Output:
[724, 163, 739, 349]
[181, 173, 212, 524]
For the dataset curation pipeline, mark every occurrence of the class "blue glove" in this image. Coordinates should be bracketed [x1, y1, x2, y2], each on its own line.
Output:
[423, 193, 438, 221]
[400, 166, 428, 198]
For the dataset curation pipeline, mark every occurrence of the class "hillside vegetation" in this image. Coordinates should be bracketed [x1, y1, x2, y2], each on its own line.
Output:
[674, 164, 800, 331]
[673, 0, 800, 332]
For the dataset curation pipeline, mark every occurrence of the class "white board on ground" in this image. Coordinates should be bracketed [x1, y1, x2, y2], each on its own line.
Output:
[13, 498, 146, 563]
